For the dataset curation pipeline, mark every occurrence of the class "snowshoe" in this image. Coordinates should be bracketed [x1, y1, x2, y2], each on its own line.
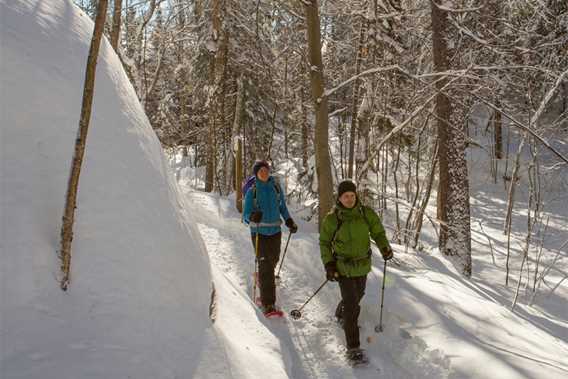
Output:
[345, 348, 369, 367]
[262, 305, 284, 318]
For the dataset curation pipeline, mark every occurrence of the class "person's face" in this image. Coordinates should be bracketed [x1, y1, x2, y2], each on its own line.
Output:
[339, 191, 357, 209]
[257, 166, 270, 182]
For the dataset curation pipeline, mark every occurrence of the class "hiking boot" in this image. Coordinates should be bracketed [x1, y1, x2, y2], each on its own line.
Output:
[345, 348, 369, 366]
[262, 305, 284, 318]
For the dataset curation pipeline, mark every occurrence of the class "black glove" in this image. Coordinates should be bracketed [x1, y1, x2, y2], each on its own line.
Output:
[325, 261, 339, 281]
[250, 211, 263, 223]
[381, 247, 394, 261]
[285, 218, 298, 233]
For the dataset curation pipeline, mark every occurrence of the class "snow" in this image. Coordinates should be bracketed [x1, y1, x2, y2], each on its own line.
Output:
[2, 1, 568, 379]
[1, 1, 213, 378]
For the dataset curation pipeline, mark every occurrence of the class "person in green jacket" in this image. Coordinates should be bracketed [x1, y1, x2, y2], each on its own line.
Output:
[319, 180, 393, 363]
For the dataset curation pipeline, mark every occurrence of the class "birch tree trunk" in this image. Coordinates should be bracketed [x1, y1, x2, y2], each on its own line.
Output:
[304, 0, 334, 225]
[60, 0, 108, 291]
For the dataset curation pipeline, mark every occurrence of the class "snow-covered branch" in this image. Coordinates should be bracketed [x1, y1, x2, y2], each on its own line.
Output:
[530, 68, 568, 128]
[322, 65, 402, 100]
[356, 70, 469, 181]
[432, 1, 483, 13]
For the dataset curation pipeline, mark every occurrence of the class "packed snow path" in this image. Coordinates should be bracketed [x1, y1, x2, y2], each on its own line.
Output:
[179, 182, 568, 379]
[180, 186, 452, 379]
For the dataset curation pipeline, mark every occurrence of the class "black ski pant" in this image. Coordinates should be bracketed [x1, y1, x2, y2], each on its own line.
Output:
[337, 275, 367, 349]
[251, 232, 281, 307]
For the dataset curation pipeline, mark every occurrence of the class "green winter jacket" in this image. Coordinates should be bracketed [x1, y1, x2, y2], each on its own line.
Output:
[320, 201, 390, 278]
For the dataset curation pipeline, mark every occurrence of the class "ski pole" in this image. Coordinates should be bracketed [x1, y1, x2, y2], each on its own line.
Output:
[290, 279, 329, 319]
[375, 260, 388, 333]
[275, 232, 292, 282]
[252, 232, 260, 305]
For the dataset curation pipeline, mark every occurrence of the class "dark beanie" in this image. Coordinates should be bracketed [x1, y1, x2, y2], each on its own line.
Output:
[253, 160, 270, 176]
[337, 180, 357, 197]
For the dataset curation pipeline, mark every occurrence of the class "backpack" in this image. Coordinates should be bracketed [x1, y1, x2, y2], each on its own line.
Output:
[241, 175, 281, 210]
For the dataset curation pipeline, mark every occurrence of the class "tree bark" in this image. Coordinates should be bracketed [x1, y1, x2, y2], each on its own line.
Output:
[431, 0, 471, 276]
[431, 0, 450, 249]
[110, 0, 122, 51]
[304, 0, 334, 225]
[60, 0, 108, 291]
[205, 0, 228, 192]
[300, 86, 309, 172]
[347, 21, 365, 179]
[494, 106, 503, 159]
[235, 138, 243, 212]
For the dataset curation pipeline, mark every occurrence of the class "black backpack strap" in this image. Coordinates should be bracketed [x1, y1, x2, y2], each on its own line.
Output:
[359, 206, 373, 258]
[252, 184, 258, 210]
[330, 208, 343, 260]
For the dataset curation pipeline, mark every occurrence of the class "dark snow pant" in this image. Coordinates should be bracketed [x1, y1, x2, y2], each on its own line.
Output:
[337, 275, 367, 349]
[251, 232, 281, 307]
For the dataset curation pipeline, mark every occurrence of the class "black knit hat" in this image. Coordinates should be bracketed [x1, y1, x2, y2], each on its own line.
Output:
[337, 180, 357, 197]
[253, 160, 270, 176]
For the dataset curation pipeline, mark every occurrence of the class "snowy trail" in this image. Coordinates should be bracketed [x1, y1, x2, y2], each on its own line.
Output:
[180, 186, 452, 379]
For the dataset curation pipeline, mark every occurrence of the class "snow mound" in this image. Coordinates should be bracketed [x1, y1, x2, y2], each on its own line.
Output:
[1, 1, 213, 378]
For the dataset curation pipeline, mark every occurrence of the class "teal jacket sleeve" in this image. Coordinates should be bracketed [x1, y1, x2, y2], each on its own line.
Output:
[243, 187, 255, 224]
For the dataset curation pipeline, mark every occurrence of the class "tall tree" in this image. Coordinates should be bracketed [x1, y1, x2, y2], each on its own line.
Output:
[304, 0, 334, 224]
[60, 0, 108, 290]
[430, 0, 471, 276]
[205, 0, 228, 192]
[110, 0, 122, 50]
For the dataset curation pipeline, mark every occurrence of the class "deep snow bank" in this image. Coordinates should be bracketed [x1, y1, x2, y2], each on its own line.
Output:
[1, 1, 213, 378]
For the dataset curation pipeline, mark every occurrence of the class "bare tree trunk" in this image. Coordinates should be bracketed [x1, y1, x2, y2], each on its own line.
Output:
[304, 0, 334, 224]
[110, 0, 122, 51]
[60, 0, 108, 291]
[230, 76, 245, 195]
[405, 123, 425, 246]
[235, 138, 243, 212]
[494, 106, 503, 159]
[283, 55, 289, 158]
[431, 0, 450, 250]
[505, 134, 526, 285]
[300, 86, 309, 172]
[205, 0, 228, 192]
[431, 0, 471, 276]
[392, 139, 401, 243]
[347, 22, 365, 179]
[414, 141, 439, 248]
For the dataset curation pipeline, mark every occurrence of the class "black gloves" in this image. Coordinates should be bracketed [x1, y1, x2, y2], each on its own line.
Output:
[285, 218, 298, 233]
[250, 211, 263, 223]
[325, 261, 339, 281]
[381, 247, 394, 261]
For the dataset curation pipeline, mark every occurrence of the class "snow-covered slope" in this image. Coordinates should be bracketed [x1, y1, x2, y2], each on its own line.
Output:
[1, 1, 214, 378]
[2, 1, 567, 378]
[178, 183, 568, 379]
